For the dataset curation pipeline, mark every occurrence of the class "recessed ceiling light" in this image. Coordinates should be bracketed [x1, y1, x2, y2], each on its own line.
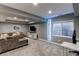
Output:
[33, 3, 38, 5]
[48, 10, 52, 14]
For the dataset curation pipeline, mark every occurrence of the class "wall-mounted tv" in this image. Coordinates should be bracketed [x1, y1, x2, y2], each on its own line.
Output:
[30, 26, 36, 32]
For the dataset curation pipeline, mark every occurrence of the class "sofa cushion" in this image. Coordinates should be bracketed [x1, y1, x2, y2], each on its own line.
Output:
[18, 37, 27, 41]
[0, 33, 9, 40]
[12, 33, 17, 36]
[16, 32, 20, 35]
[7, 33, 13, 36]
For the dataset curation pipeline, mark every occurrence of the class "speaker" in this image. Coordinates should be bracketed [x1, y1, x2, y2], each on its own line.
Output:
[72, 30, 76, 44]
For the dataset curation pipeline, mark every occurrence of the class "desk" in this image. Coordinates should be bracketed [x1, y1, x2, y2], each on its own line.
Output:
[61, 42, 79, 51]
[61, 42, 79, 55]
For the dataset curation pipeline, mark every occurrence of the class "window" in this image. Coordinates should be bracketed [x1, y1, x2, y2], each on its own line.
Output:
[52, 21, 74, 37]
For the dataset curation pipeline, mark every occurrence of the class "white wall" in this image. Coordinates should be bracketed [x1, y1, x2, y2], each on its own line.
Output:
[30, 23, 47, 39]
[0, 23, 29, 33]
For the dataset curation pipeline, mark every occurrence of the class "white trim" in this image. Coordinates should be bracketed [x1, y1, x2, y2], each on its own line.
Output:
[52, 35, 72, 38]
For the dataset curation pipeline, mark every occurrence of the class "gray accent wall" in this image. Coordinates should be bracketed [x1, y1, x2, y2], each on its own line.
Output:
[74, 17, 79, 40]
[72, 4, 79, 40]
[73, 3, 79, 16]
[0, 23, 29, 33]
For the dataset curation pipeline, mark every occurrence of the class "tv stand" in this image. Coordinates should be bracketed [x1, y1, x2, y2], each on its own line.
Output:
[28, 32, 38, 40]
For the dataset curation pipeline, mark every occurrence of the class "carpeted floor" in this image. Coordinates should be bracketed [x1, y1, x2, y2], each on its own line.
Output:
[0, 38, 57, 56]
[0, 38, 75, 56]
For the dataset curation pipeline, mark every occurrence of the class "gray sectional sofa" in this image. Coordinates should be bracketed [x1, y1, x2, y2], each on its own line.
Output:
[0, 32, 28, 53]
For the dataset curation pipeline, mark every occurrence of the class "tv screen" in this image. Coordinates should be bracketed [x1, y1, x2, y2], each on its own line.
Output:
[30, 26, 36, 32]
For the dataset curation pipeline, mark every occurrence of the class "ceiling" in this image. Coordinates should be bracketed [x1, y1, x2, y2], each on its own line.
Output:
[0, 12, 26, 19]
[2, 3, 74, 18]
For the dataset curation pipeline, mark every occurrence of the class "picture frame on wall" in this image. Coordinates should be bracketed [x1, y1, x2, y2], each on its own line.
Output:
[13, 25, 21, 31]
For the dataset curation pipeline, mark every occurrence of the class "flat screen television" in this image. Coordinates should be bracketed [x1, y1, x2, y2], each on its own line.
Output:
[30, 26, 36, 32]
